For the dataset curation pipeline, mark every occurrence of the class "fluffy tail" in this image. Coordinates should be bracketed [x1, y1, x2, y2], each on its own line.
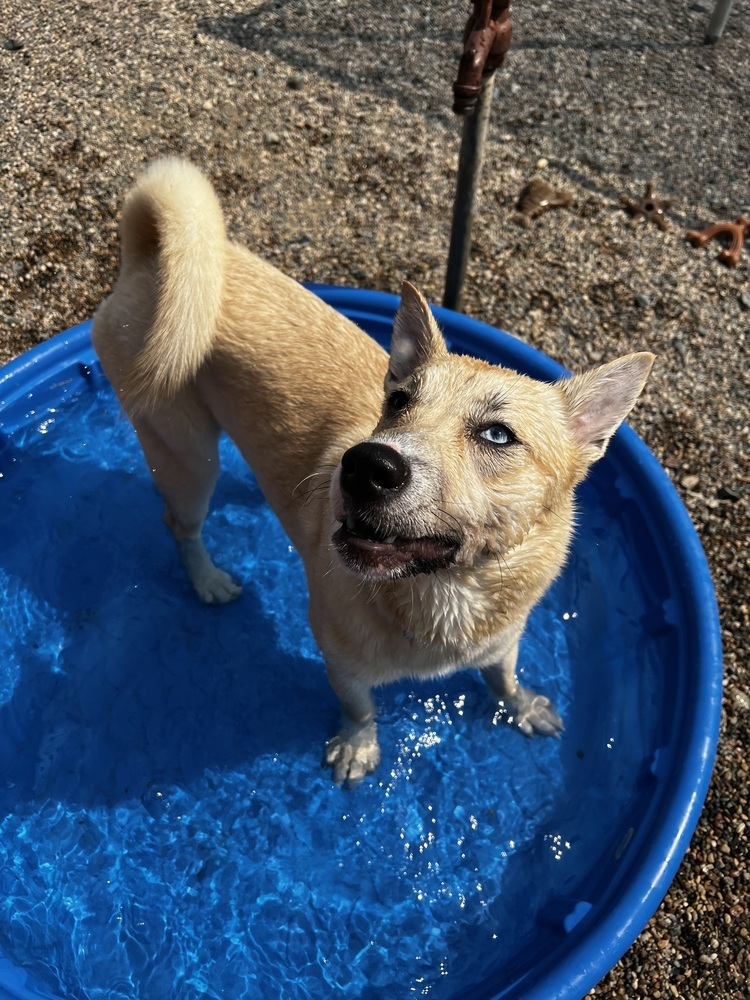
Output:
[117, 158, 226, 408]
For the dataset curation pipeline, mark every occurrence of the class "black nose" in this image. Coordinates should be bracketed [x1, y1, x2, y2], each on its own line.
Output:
[340, 442, 411, 503]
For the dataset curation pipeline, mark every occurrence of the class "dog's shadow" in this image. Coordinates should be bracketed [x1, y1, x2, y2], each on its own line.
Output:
[0, 432, 337, 814]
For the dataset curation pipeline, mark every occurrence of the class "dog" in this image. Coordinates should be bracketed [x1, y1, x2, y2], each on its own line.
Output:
[92, 159, 654, 784]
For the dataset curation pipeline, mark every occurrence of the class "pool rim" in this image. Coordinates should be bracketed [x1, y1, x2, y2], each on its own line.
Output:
[0, 286, 722, 1000]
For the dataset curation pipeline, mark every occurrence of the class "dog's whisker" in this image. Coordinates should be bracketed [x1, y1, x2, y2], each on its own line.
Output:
[291, 465, 336, 496]
[434, 507, 464, 536]
[408, 577, 417, 635]
[283, 479, 332, 513]
[294, 482, 328, 501]
[492, 550, 505, 589]
[540, 503, 568, 526]
[292, 470, 325, 496]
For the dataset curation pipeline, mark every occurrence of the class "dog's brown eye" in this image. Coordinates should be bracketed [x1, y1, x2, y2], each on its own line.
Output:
[388, 390, 411, 412]
[479, 424, 516, 446]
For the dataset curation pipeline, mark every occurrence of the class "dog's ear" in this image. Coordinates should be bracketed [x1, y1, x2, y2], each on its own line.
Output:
[560, 352, 654, 463]
[386, 282, 448, 388]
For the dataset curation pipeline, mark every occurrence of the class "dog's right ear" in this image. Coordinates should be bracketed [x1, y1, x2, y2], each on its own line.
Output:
[386, 282, 448, 389]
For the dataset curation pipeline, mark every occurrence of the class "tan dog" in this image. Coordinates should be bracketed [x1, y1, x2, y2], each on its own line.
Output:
[92, 159, 654, 784]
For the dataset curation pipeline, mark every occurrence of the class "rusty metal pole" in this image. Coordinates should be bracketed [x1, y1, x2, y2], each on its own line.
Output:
[443, 73, 496, 312]
[443, 0, 512, 313]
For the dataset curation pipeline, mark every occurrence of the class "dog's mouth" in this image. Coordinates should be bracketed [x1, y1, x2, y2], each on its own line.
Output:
[333, 513, 461, 579]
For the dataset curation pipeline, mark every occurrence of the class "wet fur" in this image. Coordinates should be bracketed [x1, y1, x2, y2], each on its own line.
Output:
[93, 159, 654, 784]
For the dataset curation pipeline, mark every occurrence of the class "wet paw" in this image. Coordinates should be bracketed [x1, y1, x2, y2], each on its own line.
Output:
[495, 686, 563, 737]
[177, 538, 242, 604]
[194, 566, 242, 605]
[324, 721, 380, 785]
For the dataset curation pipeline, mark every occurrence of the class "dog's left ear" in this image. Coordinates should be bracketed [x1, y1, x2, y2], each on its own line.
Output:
[560, 352, 655, 463]
[387, 282, 448, 389]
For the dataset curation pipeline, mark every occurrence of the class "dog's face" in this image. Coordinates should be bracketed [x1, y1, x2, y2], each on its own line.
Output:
[330, 284, 653, 582]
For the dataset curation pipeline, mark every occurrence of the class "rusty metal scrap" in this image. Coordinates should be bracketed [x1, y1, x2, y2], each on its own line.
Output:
[686, 216, 750, 267]
[453, 0, 512, 116]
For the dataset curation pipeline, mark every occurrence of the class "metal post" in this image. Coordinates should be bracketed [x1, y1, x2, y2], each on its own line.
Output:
[442, 0, 511, 313]
[705, 0, 734, 43]
[443, 72, 496, 313]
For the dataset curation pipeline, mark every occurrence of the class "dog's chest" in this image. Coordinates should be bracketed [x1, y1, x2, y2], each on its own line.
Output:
[311, 560, 521, 683]
[381, 571, 513, 669]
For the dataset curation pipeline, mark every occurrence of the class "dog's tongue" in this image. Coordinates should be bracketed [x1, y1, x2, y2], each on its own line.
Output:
[346, 532, 454, 562]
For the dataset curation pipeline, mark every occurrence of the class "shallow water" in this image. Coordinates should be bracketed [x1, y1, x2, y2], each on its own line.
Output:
[0, 371, 670, 1000]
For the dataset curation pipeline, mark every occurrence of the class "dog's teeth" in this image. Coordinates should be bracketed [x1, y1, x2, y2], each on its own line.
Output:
[343, 514, 397, 544]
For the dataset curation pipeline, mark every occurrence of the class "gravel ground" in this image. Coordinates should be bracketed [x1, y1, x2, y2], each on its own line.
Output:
[1, 1, 748, 997]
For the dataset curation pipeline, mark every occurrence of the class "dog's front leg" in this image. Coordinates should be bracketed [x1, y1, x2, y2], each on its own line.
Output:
[481, 641, 563, 737]
[323, 666, 380, 786]
[173, 532, 242, 605]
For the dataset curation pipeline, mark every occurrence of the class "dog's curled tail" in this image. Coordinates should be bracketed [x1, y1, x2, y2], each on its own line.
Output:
[118, 158, 226, 409]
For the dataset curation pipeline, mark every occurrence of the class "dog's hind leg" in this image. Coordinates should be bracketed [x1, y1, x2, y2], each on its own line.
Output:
[131, 402, 242, 604]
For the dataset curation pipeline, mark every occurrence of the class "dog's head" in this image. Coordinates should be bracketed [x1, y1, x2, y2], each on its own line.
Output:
[330, 283, 653, 581]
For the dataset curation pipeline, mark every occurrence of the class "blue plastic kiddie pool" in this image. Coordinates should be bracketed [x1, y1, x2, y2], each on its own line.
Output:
[0, 287, 721, 1000]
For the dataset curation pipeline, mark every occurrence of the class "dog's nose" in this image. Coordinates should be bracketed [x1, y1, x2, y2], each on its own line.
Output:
[340, 442, 411, 503]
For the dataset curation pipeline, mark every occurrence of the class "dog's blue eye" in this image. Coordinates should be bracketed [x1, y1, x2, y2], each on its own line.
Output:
[480, 424, 515, 446]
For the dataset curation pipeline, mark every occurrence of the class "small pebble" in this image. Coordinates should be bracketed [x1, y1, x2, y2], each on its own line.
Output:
[673, 339, 688, 360]
[717, 485, 741, 502]
[739, 292, 750, 311]
[2, 37, 24, 51]
[202, 99, 214, 111]
[536, 157, 548, 169]
[287, 74, 305, 91]
[682, 474, 700, 490]
[264, 131, 281, 146]
[635, 293, 652, 308]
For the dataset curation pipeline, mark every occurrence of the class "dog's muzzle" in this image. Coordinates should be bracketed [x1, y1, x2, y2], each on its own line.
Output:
[333, 441, 460, 579]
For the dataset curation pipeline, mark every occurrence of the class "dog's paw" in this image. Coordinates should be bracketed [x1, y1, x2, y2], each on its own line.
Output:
[324, 720, 380, 786]
[194, 565, 243, 604]
[177, 538, 242, 604]
[494, 685, 564, 738]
